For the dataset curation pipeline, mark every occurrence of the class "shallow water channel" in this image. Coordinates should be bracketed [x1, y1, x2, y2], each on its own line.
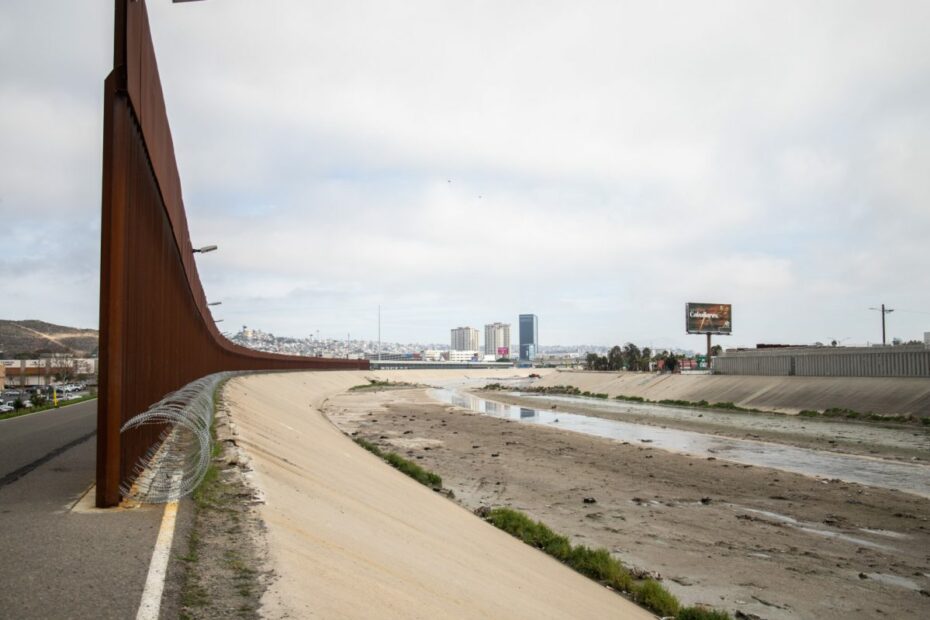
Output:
[429, 388, 930, 499]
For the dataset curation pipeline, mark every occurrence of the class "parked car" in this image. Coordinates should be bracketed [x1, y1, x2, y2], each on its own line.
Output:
[0, 404, 14, 413]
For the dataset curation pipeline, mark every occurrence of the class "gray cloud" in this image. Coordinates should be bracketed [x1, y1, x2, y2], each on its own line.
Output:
[2, 1, 929, 348]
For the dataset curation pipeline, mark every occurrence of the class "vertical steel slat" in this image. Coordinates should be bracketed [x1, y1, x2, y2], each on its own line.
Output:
[97, 0, 369, 507]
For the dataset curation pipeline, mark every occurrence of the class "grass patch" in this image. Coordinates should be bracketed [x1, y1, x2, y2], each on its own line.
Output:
[349, 379, 415, 391]
[634, 578, 680, 617]
[797, 407, 922, 425]
[355, 438, 443, 488]
[0, 393, 97, 421]
[179, 377, 265, 619]
[482, 507, 732, 618]
[482, 507, 729, 617]
[677, 607, 733, 620]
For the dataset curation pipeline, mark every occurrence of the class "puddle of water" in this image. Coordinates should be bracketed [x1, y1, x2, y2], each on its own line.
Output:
[865, 573, 922, 591]
[515, 392, 930, 453]
[737, 508, 897, 551]
[430, 388, 930, 499]
[858, 528, 909, 540]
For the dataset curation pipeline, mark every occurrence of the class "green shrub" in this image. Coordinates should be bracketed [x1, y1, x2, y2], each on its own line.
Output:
[384, 452, 442, 487]
[354, 438, 441, 488]
[354, 437, 384, 457]
[798, 409, 820, 417]
[677, 606, 732, 620]
[481, 507, 735, 618]
[567, 545, 633, 591]
[633, 579, 679, 617]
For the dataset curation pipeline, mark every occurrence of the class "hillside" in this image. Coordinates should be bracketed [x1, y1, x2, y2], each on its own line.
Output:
[0, 320, 98, 358]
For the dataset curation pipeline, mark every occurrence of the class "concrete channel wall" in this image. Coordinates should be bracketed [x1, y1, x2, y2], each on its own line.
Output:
[714, 346, 930, 378]
[534, 370, 930, 416]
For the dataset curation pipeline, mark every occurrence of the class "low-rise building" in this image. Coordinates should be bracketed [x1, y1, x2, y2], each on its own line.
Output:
[448, 350, 480, 363]
[2, 358, 98, 387]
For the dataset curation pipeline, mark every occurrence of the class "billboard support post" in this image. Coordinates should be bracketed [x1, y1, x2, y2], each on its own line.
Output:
[707, 333, 712, 368]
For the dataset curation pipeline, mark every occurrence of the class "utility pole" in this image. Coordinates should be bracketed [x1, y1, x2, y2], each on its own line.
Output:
[707, 333, 712, 369]
[869, 304, 895, 345]
[378, 305, 381, 362]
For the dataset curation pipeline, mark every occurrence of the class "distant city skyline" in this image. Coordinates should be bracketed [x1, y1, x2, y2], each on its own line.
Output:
[2, 1, 929, 349]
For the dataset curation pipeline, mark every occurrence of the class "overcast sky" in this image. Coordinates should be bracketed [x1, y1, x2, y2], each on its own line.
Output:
[2, 1, 929, 350]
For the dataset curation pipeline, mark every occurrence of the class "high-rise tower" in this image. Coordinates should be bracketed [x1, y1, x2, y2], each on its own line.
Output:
[484, 323, 511, 358]
[519, 314, 538, 361]
[451, 326, 480, 352]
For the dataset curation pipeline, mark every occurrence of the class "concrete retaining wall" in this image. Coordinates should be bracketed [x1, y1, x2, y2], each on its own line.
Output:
[714, 346, 930, 378]
[535, 370, 930, 416]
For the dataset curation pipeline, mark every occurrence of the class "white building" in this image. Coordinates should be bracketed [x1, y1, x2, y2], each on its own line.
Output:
[484, 323, 511, 357]
[422, 349, 445, 361]
[451, 326, 480, 351]
[449, 350, 480, 362]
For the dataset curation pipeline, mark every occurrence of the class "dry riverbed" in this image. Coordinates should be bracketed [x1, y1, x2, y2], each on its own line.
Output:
[324, 386, 930, 620]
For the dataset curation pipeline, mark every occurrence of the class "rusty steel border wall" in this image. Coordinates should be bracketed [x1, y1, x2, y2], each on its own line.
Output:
[97, 0, 368, 507]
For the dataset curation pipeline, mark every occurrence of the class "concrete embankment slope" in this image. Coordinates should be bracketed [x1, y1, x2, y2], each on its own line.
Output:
[536, 371, 930, 416]
[226, 370, 654, 620]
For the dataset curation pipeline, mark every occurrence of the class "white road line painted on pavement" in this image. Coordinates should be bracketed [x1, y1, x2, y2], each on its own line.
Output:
[136, 499, 180, 620]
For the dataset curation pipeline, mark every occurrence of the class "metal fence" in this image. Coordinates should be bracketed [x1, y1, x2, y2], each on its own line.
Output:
[97, 1, 368, 507]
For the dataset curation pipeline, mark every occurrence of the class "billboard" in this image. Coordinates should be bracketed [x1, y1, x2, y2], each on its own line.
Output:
[497, 346, 510, 358]
[686, 303, 732, 335]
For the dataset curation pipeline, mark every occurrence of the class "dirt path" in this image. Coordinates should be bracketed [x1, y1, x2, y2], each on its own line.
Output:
[325, 387, 930, 620]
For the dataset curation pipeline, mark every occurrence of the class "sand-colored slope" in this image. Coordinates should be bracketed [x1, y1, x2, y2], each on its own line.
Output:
[226, 371, 653, 619]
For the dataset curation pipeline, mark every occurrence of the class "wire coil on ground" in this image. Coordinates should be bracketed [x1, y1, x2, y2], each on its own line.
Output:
[119, 372, 232, 503]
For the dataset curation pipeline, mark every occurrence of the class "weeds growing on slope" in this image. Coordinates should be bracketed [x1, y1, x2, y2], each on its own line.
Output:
[354, 438, 443, 488]
[479, 507, 730, 619]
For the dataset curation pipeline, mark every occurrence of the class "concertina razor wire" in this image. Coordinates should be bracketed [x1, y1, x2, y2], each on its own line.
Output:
[119, 372, 235, 503]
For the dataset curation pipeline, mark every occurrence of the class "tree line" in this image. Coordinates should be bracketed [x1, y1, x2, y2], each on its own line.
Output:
[584, 343, 684, 372]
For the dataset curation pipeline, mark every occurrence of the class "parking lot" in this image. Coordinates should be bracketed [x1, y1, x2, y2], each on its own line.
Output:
[0, 384, 94, 413]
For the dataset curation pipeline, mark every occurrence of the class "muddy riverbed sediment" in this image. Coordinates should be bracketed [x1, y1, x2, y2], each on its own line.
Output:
[324, 386, 930, 620]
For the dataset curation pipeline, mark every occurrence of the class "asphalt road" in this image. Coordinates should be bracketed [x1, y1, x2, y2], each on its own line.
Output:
[0, 400, 187, 619]
[0, 400, 97, 485]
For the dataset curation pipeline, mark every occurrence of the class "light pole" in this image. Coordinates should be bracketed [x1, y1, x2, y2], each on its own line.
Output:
[868, 304, 895, 345]
[192, 244, 217, 254]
